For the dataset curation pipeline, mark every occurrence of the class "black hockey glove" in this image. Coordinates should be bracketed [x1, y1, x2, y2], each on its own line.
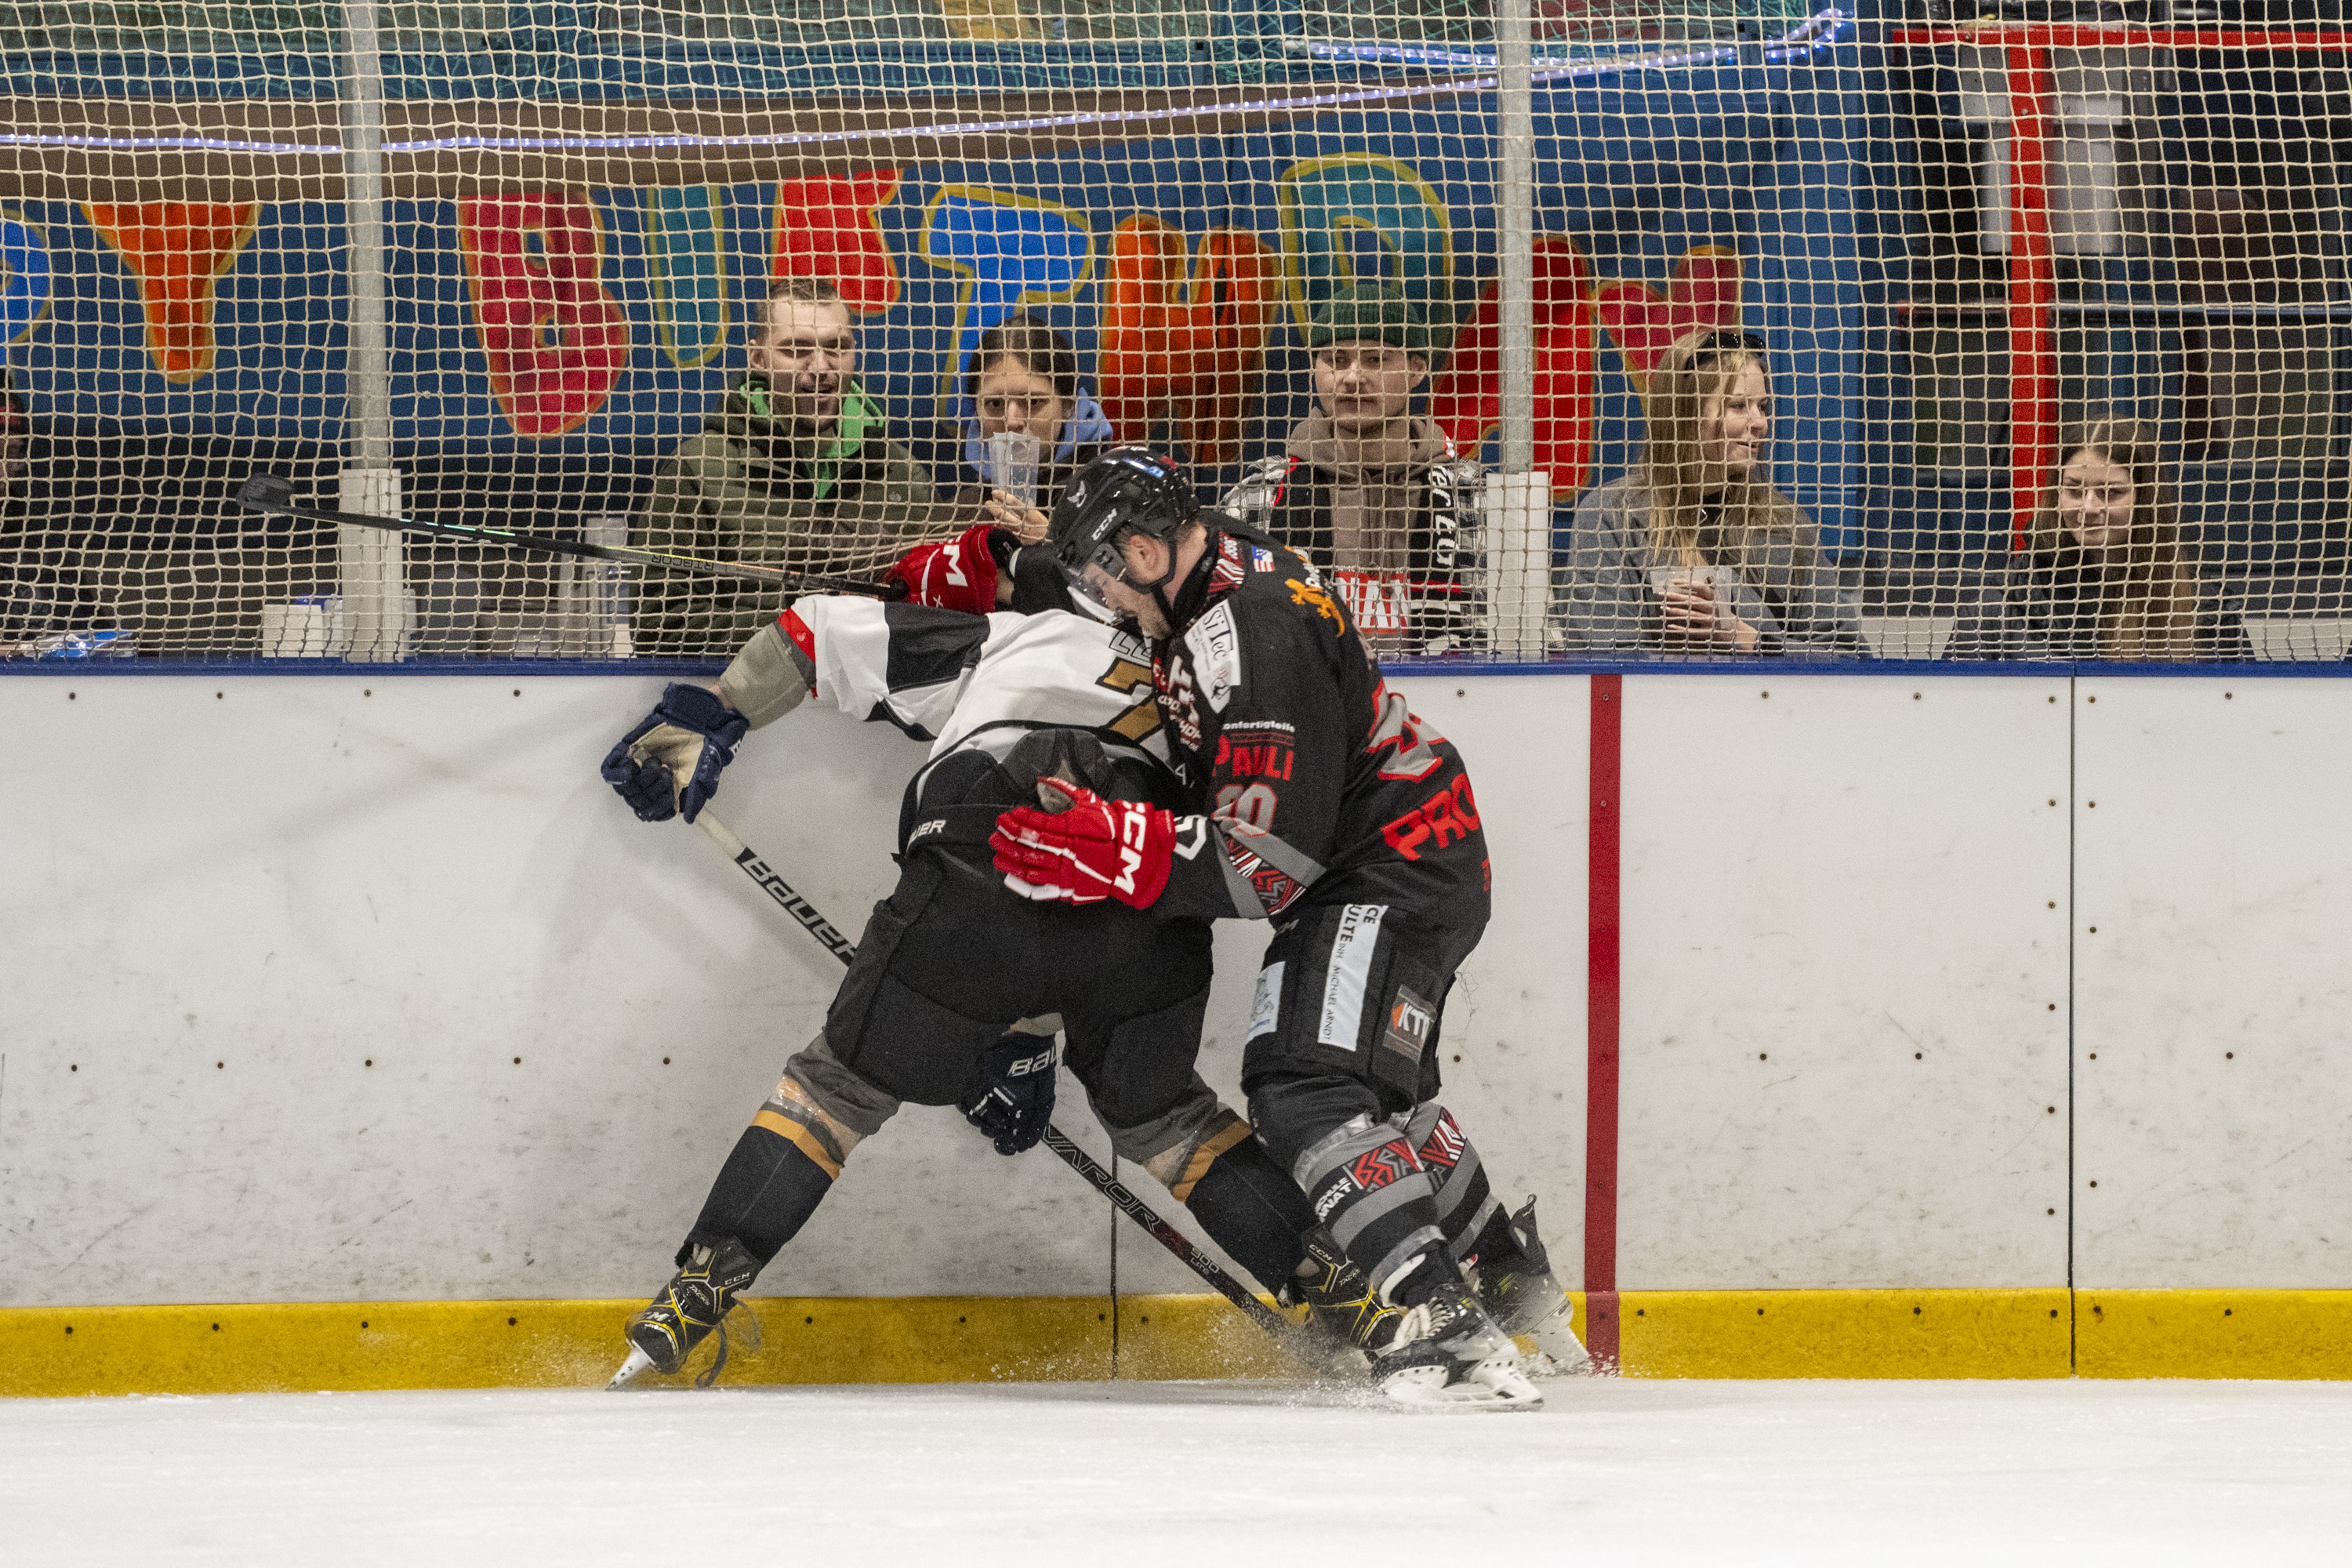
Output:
[958, 1033, 1058, 1156]
[600, 682, 750, 824]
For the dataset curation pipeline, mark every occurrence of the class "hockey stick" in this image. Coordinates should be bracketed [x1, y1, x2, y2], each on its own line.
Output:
[234, 473, 902, 598]
[688, 808, 1312, 1353]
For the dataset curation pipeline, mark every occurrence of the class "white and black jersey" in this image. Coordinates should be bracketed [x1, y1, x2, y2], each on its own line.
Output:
[779, 595, 1168, 765]
[739, 596, 1181, 846]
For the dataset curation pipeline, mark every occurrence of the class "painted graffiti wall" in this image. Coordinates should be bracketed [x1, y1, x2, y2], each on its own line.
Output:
[0, 78, 1866, 530]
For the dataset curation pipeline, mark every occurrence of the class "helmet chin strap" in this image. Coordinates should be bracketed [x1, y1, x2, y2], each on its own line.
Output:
[1110, 528, 1182, 630]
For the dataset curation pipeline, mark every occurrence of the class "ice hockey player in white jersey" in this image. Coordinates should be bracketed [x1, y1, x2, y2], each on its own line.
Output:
[596, 582, 1398, 1386]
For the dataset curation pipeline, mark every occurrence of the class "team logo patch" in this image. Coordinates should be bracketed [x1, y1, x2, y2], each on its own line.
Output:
[1287, 577, 1344, 630]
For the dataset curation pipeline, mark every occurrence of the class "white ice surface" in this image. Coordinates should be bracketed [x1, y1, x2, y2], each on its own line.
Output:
[6, 1379, 2350, 1566]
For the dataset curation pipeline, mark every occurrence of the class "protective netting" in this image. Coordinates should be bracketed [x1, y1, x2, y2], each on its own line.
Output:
[0, 7, 2346, 666]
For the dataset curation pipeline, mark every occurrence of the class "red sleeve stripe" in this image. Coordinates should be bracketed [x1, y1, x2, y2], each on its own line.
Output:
[779, 608, 819, 695]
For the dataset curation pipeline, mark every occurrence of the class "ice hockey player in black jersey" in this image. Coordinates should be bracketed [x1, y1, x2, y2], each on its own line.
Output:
[597, 581, 1385, 1387]
[990, 448, 1566, 1409]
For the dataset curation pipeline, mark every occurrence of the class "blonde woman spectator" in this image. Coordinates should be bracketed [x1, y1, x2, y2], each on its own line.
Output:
[1548, 328, 1860, 658]
[1947, 413, 2247, 662]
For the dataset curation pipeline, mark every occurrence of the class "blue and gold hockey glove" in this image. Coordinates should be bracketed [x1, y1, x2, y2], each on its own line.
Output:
[600, 682, 750, 824]
[958, 1033, 1058, 1156]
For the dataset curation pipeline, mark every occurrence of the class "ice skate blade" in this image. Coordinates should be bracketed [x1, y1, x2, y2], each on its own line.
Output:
[1517, 1314, 1593, 1378]
[1378, 1356, 1544, 1411]
[605, 1345, 660, 1390]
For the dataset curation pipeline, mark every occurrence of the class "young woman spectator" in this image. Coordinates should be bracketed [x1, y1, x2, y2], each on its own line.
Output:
[888, 314, 1113, 612]
[1947, 413, 2248, 662]
[955, 312, 1114, 517]
[1548, 327, 1861, 658]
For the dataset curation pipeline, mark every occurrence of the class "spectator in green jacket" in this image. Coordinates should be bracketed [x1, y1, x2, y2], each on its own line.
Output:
[634, 276, 942, 654]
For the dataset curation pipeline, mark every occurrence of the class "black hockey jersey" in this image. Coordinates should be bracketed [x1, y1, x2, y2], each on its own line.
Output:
[1147, 527, 1492, 932]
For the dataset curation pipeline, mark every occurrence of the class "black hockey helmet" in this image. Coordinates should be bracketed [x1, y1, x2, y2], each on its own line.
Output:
[1045, 446, 1198, 622]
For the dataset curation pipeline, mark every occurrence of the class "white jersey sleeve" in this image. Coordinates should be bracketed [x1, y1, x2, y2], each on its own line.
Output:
[772, 597, 1170, 769]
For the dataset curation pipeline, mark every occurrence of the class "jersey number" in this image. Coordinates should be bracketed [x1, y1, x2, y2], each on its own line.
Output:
[1214, 782, 1279, 831]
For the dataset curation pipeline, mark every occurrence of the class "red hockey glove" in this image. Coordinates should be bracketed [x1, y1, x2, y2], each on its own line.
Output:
[991, 777, 1176, 909]
[886, 524, 1011, 615]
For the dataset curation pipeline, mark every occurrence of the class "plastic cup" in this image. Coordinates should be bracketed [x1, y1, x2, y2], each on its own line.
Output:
[987, 431, 1043, 510]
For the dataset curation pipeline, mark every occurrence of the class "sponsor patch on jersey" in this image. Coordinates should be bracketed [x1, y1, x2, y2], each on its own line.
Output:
[1185, 601, 1243, 713]
[1380, 984, 1438, 1071]
[1247, 960, 1285, 1041]
[1316, 903, 1388, 1050]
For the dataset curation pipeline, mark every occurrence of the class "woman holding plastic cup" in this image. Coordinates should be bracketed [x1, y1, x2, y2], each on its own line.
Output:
[884, 314, 1117, 610]
[1548, 327, 1861, 658]
[956, 313, 1114, 532]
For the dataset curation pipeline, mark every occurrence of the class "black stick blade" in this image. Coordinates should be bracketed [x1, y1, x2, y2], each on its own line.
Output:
[237, 473, 296, 513]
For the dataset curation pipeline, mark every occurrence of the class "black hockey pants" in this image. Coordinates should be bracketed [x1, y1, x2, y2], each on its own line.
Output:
[1240, 900, 1497, 1299]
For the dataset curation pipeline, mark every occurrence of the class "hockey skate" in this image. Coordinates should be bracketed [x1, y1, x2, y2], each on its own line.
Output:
[1469, 1197, 1592, 1377]
[1283, 1226, 1403, 1378]
[1369, 1254, 1542, 1411]
[608, 1237, 761, 1390]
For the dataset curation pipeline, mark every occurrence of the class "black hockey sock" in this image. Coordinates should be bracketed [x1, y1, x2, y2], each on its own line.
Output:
[1180, 1134, 1316, 1295]
[1401, 1104, 1502, 1262]
[681, 1124, 836, 1269]
[1291, 1117, 1449, 1299]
